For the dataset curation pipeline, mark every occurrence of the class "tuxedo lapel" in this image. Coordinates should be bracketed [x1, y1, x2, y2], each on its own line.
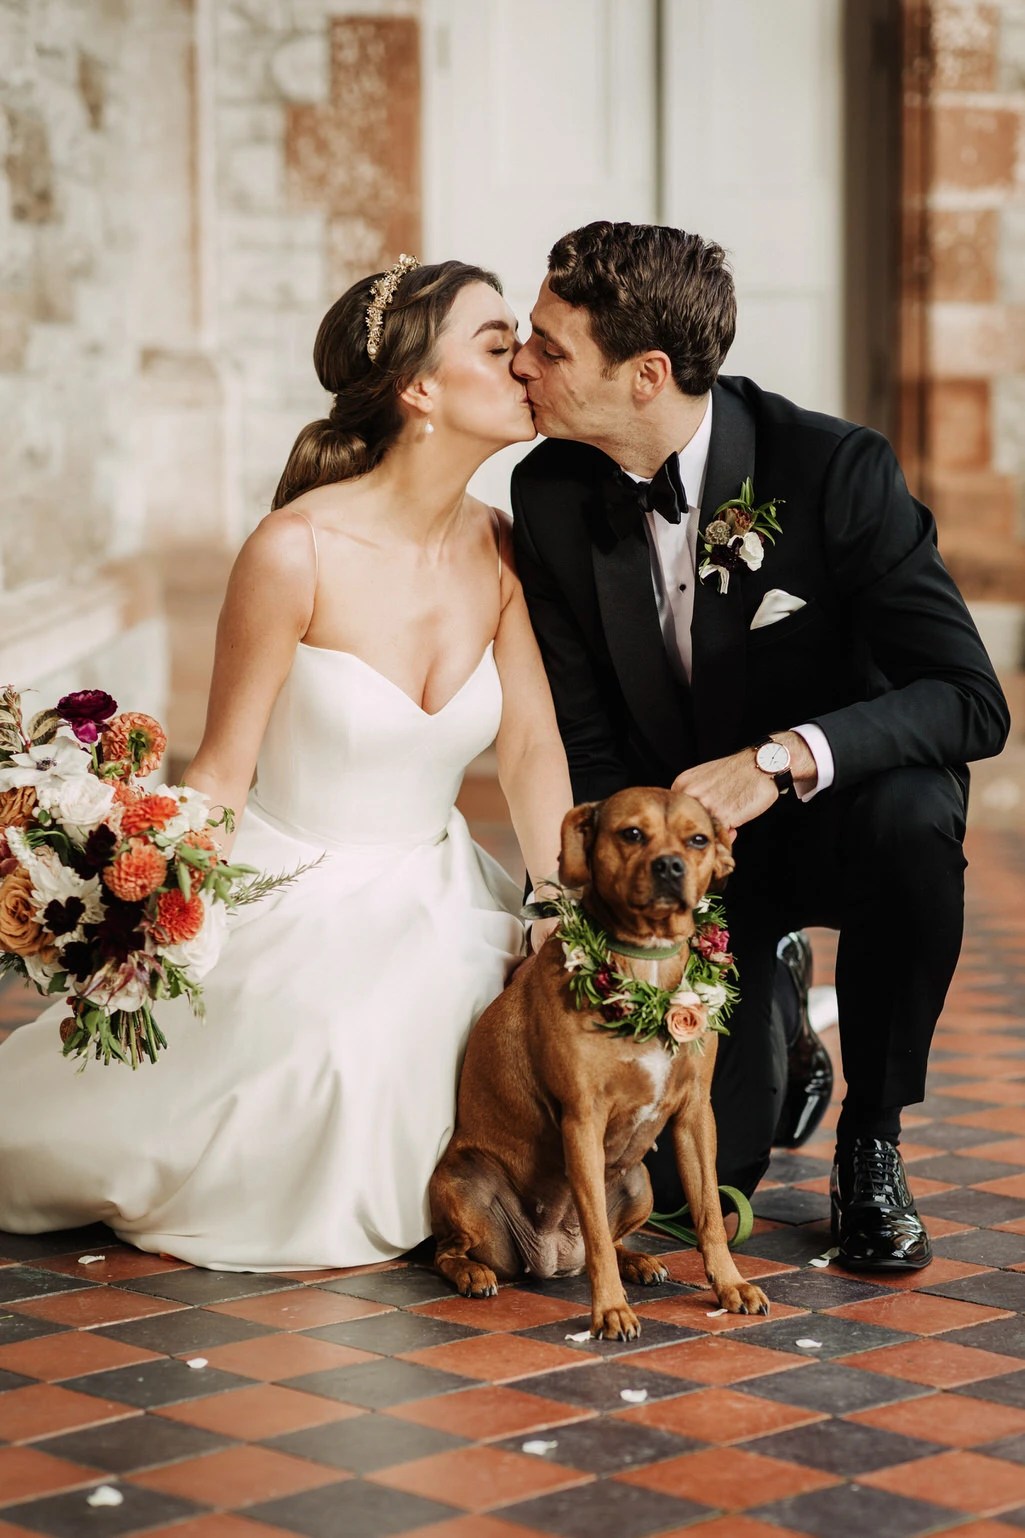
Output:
[589, 467, 691, 777]
[691, 384, 757, 759]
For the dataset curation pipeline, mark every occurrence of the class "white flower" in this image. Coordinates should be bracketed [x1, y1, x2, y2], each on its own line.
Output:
[562, 942, 588, 973]
[22, 949, 61, 990]
[698, 556, 731, 595]
[160, 891, 227, 980]
[5, 830, 105, 939]
[737, 531, 764, 573]
[0, 733, 91, 793]
[670, 987, 703, 1008]
[693, 980, 728, 1013]
[80, 956, 152, 1013]
[150, 783, 213, 841]
[36, 774, 116, 844]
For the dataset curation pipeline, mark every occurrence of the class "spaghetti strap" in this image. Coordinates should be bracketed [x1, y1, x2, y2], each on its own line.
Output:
[293, 512, 320, 587]
[490, 507, 503, 590]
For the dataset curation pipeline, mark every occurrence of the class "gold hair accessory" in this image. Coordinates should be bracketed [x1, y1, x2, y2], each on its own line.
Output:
[365, 253, 420, 361]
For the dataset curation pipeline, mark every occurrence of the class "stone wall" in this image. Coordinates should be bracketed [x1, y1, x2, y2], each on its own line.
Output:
[900, 0, 1025, 644]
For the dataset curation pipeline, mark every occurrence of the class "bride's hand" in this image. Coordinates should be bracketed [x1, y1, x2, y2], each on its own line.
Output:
[529, 916, 560, 954]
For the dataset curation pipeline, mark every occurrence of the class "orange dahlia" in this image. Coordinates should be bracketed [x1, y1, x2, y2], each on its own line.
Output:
[101, 713, 168, 778]
[120, 794, 180, 836]
[155, 888, 204, 943]
[103, 839, 167, 902]
[112, 781, 143, 807]
[180, 829, 217, 854]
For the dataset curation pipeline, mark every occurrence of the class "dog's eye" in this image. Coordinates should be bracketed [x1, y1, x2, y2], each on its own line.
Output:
[618, 826, 646, 844]
[687, 834, 710, 848]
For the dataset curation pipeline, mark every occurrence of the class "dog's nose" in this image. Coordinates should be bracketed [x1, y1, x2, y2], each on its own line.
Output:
[652, 854, 686, 884]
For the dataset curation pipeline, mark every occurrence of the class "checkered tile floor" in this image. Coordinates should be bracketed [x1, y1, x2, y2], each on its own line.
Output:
[0, 828, 1023, 1538]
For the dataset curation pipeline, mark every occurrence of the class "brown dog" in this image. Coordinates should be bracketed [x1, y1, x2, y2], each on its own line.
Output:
[430, 787, 769, 1340]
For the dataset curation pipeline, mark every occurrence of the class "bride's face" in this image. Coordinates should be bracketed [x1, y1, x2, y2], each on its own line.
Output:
[428, 282, 537, 449]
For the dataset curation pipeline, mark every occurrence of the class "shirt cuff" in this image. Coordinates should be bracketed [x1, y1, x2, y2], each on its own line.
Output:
[791, 723, 834, 802]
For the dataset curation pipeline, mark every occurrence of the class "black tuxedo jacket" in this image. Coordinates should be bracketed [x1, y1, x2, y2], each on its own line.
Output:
[511, 376, 1009, 806]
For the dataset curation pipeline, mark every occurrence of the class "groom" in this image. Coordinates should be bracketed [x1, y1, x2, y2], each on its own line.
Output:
[510, 221, 1009, 1269]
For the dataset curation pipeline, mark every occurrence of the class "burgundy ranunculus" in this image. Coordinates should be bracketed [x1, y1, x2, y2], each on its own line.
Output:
[57, 690, 118, 744]
[593, 967, 616, 998]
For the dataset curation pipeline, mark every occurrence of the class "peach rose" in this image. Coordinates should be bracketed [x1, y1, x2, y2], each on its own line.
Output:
[0, 866, 56, 959]
[665, 990, 708, 1044]
[0, 786, 37, 830]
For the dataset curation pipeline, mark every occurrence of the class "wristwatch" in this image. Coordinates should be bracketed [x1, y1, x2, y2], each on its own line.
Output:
[751, 736, 794, 795]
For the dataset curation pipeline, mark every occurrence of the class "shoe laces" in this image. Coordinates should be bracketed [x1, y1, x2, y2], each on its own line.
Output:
[849, 1139, 910, 1207]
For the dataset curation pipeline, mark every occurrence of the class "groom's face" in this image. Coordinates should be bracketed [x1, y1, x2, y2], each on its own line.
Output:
[514, 279, 632, 443]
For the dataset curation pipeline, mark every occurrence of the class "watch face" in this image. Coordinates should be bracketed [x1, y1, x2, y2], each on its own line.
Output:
[756, 741, 790, 775]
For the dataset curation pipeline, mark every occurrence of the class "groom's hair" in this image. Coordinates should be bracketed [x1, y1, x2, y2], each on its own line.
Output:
[547, 221, 735, 396]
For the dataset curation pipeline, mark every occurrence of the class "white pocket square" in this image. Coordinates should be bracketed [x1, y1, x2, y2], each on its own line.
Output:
[750, 589, 807, 630]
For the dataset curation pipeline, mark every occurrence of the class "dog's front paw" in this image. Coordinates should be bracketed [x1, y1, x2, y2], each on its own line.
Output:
[618, 1250, 669, 1287]
[447, 1260, 499, 1298]
[716, 1280, 770, 1316]
[593, 1302, 642, 1341]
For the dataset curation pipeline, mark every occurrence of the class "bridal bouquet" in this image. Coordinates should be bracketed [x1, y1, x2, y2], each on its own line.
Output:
[0, 687, 309, 1068]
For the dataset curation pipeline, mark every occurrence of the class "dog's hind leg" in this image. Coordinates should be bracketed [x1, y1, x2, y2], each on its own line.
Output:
[429, 1147, 521, 1298]
[609, 1162, 670, 1287]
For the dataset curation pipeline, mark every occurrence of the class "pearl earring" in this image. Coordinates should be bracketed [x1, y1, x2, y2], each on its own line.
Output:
[423, 420, 434, 436]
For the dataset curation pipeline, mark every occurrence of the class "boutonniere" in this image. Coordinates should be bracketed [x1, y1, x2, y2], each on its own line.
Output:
[698, 478, 783, 596]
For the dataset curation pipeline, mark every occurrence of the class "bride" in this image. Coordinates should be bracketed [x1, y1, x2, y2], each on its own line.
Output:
[0, 257, 572, 1271]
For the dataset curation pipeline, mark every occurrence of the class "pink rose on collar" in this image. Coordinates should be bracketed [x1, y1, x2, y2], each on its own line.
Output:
[665, 989, 708, 1043]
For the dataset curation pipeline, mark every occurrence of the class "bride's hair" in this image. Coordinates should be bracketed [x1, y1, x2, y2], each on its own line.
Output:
[271, 260, 501, 509]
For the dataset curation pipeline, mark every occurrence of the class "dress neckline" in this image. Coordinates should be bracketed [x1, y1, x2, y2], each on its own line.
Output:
[296, 640, 495, 719]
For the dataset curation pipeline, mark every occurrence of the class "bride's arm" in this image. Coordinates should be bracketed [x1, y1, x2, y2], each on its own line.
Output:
[492, 519, 574, 894]
[184, 514, 316, 857]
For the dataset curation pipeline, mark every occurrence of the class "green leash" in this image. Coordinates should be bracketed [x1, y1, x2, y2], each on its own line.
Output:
[648, 1184, 755, 1249]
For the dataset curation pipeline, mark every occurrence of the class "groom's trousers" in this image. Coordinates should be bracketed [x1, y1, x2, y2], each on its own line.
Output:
[644, 763, 968, 1206]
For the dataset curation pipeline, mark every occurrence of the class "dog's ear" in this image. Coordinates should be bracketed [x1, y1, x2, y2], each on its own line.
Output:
[711, 816, 735, 882]
[558, 802, 600, 887]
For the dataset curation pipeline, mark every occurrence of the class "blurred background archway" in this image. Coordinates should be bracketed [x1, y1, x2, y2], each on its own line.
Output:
[0, 0, 1021, 818]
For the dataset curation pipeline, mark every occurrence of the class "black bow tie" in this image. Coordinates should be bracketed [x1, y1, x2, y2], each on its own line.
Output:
[608, 455, 687, 538]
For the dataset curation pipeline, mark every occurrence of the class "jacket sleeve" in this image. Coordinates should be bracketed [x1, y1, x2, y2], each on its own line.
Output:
[510, 473, 631, 804]
[809, 427, 1010, 789]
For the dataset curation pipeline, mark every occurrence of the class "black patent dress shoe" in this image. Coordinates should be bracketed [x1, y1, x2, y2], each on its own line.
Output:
[830, 1137, 932, 1270]
[773, 931, 834, 1148]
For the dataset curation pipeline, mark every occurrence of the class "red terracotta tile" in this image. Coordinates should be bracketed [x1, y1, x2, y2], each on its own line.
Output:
[0, 1523, 47, 1538]
[657, 1249, 796, 1285]
[952, 1108, 1025, 1135]
[935, 1056, 1024, 1080]
[974, 1173, 1025, 1199]
[412, 1518, 562, 1538]
[969, 1137, 1025, 1163]
[386, 1384, 594, 1440]
[0, 1383, 137, 1441]
[0, 1330, 160, 1381]
[997, 1218, 1025, 1235]
[618, 1385, 825, 1443]
[943, 1082, 1025, 1104]
[401, 1333, 591, 1382]
[131, 1445, 345, 1505]
[0, 1445, 100, 1502]
[849, 1391, 1025, 1447]
[827, 1291, 1012, 1334]
[860, 1449, 1025, 1514]
[38, 1248, 189, 1281]
[898, 1140, 946, 1162]
[857, 1255, 989, 1290]
[205, 1288, 392, 1329]
[370, 1444, 592, 1509]
[8, 1286, 187, 1328]
[627, 1336, 807, 1384]
[156, 1383, 364, 1439]
[840, 1337, 1025, 1388]
[617, 1444, 837, 1508]
[922, 1523, 1025, 1538]
[198, 1333, 376, 1380]
[633, 1297, 804, 1333]
[270, 1259, 400, 1283]
[139, 1518, 307, 1538]
[410, 1290, 583, 1331]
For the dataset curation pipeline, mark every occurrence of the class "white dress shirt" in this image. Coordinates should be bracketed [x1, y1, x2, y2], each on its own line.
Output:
[623, 395, 834, 800]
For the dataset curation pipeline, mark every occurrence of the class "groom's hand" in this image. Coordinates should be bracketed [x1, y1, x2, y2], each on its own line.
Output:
[671, 732, 816, 832]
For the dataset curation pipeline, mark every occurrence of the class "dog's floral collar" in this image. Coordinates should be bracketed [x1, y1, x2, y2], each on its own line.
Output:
[523, 885, 739, 1056]
[698, 477, 783, 596]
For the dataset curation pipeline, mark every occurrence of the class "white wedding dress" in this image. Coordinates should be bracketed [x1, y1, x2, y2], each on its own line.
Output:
[0, 635, 523, 1270]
